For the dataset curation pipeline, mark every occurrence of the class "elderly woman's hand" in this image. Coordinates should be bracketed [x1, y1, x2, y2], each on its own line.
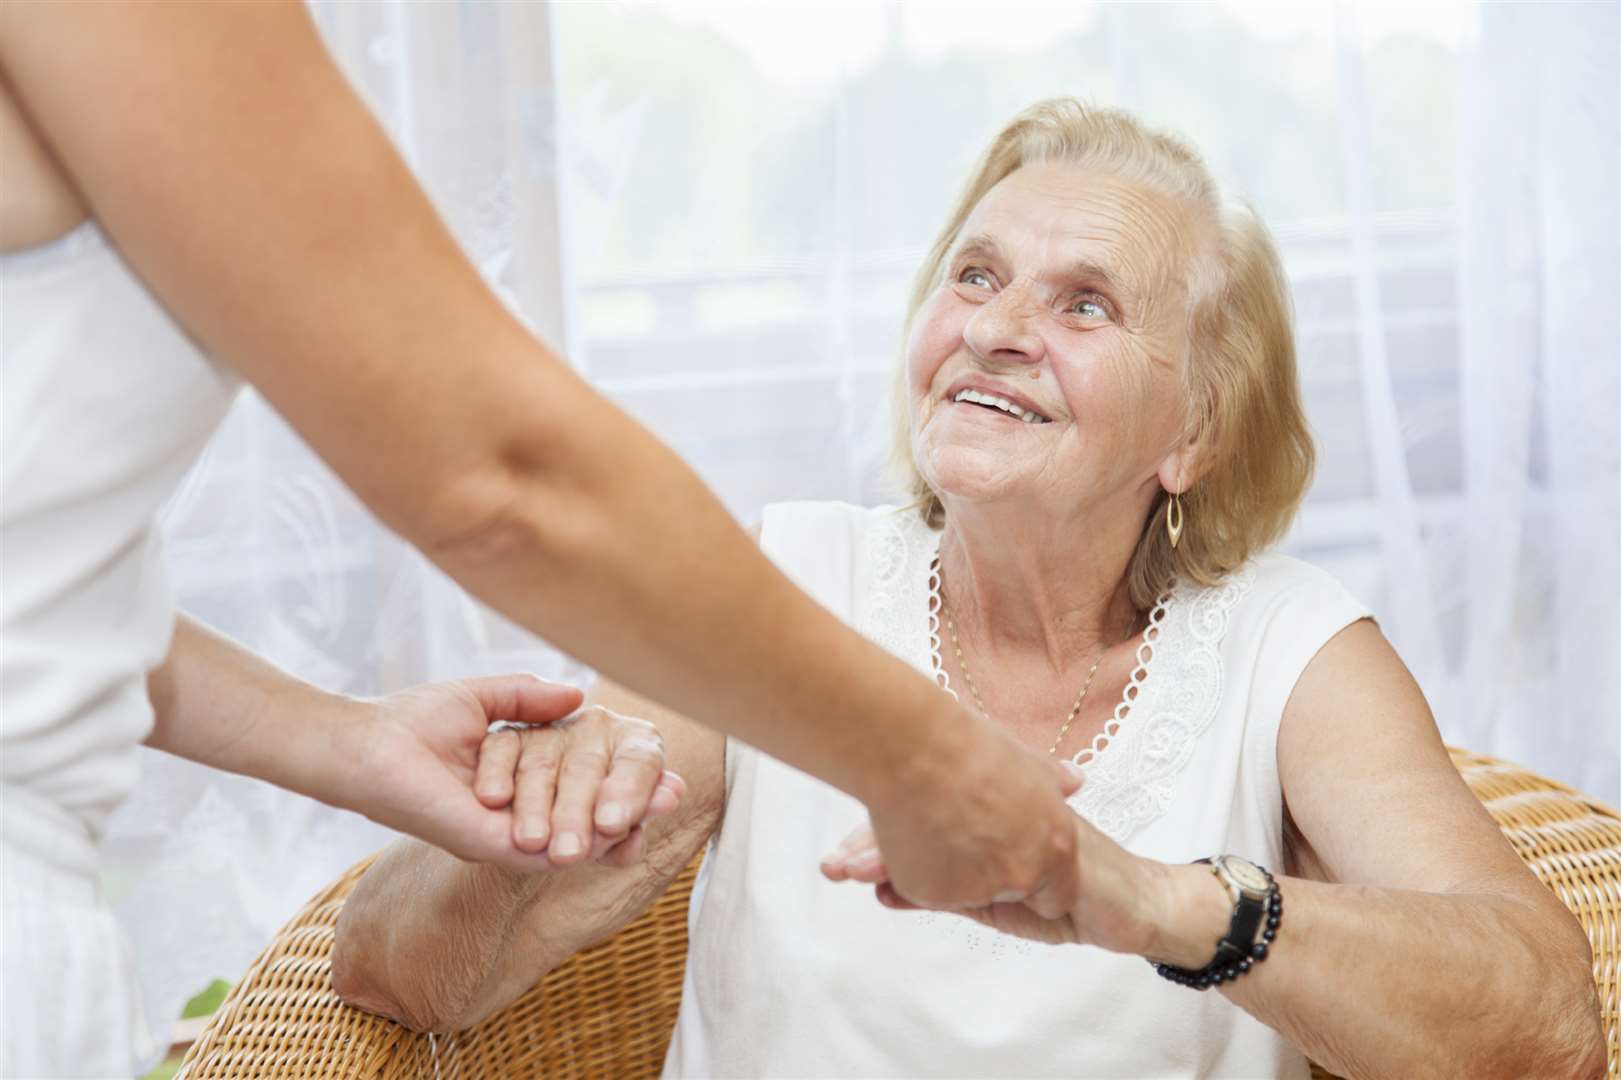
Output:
[473, 704, 686, 869]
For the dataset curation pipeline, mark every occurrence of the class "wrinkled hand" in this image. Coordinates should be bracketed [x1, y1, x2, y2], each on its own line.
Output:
[856, 711, 1088, 915]
[823, 756, 1159, 951]
[346, 674, 596, 871]
[472, 703, 685, 869]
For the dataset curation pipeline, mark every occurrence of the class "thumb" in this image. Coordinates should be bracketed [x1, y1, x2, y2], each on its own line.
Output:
[462, 674, 585, 726]
[819, 821, 878, 882]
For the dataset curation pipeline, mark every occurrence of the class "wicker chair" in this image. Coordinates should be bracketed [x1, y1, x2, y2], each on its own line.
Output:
[178, 748, 1620, 1079]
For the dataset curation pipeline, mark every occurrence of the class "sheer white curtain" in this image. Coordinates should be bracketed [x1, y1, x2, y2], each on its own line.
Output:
[104, 0, 1619, 1061]
[100, 3, 583, 1066]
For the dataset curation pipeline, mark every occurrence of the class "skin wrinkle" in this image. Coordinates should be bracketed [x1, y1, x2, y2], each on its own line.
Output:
[937, 171, 1211, 462]
[905, 164, 1200, 696]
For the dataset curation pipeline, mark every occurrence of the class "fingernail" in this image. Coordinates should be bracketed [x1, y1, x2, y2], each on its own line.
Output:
[551, 833, 581, 857]
[1061, 761, 1084, 781]
[849, 849, 881, 870]
[597, 804, 625, 830]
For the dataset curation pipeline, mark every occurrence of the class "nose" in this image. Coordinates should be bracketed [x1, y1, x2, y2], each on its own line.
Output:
[962, 279, 1046, 367]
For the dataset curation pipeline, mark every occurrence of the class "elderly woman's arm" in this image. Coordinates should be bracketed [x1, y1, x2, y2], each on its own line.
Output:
[1144, 620, 1605, 1079]
[332, 679, 725, 1033]
[835, 620, 1604, 1078]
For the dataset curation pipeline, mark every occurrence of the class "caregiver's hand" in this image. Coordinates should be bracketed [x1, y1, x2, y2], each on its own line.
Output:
[472, 703, 685, 869]
[823, 764, 1171, 954]
[349, 674, 595, 871]
[860, 730, 1089, 915]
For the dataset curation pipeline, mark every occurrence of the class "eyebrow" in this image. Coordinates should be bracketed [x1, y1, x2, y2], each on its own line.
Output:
[948, 233, 1007, 269]
[947, 232, 1132, 319]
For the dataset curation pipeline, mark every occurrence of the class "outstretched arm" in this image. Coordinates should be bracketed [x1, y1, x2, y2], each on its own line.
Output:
[1197, 622, 1604, 1079]
[1, 0, 1078, 913]
[829, 621, 1606, 1079]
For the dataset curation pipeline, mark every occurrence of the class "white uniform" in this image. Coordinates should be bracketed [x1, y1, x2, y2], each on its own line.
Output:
[2, 223, 239, 1077]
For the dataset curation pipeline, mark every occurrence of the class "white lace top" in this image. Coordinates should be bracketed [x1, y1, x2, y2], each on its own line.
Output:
[664, 502, 1373, 1079]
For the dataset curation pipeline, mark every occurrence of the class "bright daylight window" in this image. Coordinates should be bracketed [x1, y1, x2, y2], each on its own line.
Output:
[554, 0, 1471, 611]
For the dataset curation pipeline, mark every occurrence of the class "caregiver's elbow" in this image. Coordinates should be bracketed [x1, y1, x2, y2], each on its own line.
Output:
[408, 428, 617, 587]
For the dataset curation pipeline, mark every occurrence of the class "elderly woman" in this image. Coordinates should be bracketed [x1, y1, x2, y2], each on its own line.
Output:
[333, 101, 1604, 1079]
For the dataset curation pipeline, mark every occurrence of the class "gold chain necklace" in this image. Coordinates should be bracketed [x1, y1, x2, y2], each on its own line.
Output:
[942, 596, 1104, 757]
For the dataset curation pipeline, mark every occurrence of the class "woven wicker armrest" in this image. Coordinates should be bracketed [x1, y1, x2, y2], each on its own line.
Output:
[176, 845, 700, 1080]
[181, 748, 1621, 1079]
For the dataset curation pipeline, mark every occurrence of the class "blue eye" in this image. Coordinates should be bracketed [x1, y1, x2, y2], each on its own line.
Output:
[959, 268, 993, 289]
[1072, 297, 1109, 320]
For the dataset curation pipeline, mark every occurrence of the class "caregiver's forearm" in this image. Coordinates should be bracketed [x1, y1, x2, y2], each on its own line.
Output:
[3, 0, 946, 813]
[419, 368, 951, 808]
[144, 615, 366, 804]
[1148, 867, 1604, 1079]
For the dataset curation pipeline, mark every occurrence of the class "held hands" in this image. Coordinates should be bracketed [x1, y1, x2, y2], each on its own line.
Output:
[824, 759, 1164, 954]
[349, 674, 680, 873]
[473, 705, 684, 869]
[856, 708, 1090, 916]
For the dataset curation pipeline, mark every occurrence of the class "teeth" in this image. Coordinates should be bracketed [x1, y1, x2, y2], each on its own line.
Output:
[953, 388, 1048, 424]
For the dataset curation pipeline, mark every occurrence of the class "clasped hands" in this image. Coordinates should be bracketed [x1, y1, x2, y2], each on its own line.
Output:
[351, 673, 1160, 952]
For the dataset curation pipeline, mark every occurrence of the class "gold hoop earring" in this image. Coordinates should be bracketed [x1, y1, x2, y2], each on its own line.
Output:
[1167, 492, 1184, 549]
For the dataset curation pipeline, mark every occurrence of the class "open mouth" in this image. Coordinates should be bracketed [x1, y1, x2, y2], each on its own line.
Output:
[952, 388, 1051, 424]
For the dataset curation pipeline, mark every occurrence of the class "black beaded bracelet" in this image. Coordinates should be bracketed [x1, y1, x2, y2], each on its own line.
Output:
[1152, 863, 1282, 991]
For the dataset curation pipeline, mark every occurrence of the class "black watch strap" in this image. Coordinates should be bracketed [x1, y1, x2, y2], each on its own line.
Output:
[1205, 857, 1267, 968]
[1152, 858, 1282, 991]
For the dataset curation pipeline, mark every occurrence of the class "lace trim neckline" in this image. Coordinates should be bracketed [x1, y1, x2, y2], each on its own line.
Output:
[860, 506, 1254, 846]
[925, 550, 1171, 773]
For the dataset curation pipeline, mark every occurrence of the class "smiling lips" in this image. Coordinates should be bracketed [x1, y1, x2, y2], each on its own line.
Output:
[950, 386, 1052, 424]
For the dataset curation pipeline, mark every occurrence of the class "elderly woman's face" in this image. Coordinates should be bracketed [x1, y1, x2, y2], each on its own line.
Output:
[907, 163, 1200, 516]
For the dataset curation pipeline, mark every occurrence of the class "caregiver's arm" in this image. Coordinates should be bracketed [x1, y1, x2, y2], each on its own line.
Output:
[0, 1, 1078, 911]
[146, 615, 588, 870]
[1146, 622, 1605, 1080]
[333, 678, 726, 1034]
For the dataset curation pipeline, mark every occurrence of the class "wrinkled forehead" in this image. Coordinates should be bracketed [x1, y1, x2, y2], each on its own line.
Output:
[953, 163, 1200, 326]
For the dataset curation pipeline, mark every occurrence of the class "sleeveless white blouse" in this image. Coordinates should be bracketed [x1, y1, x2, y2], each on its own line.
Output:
[665, 501, 1372, 1079]
[2, 223, 240, 1076]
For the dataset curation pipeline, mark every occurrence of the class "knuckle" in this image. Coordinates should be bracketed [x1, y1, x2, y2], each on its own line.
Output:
[480, 731, 518, 755]
[614, 735, 665, 763]
[560, 747, 610, 774]
[519, 727, 561, 749]
[516, 749, 559, 775]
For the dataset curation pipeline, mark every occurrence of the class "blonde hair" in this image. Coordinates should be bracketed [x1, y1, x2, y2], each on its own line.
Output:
[892, 98, 1314, 611]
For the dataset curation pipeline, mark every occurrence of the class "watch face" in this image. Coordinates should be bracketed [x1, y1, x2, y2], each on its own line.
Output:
[1219, 856, 1270, 894]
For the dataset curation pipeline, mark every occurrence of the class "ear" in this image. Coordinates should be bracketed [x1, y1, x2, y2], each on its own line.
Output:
[1156, 440, 1202, 495]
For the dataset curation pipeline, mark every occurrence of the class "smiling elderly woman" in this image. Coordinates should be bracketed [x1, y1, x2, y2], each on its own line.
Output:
[331, 100, 1604, 1079]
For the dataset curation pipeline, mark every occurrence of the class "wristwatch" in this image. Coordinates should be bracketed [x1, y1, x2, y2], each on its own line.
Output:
[1153, 854, 1282, 990]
